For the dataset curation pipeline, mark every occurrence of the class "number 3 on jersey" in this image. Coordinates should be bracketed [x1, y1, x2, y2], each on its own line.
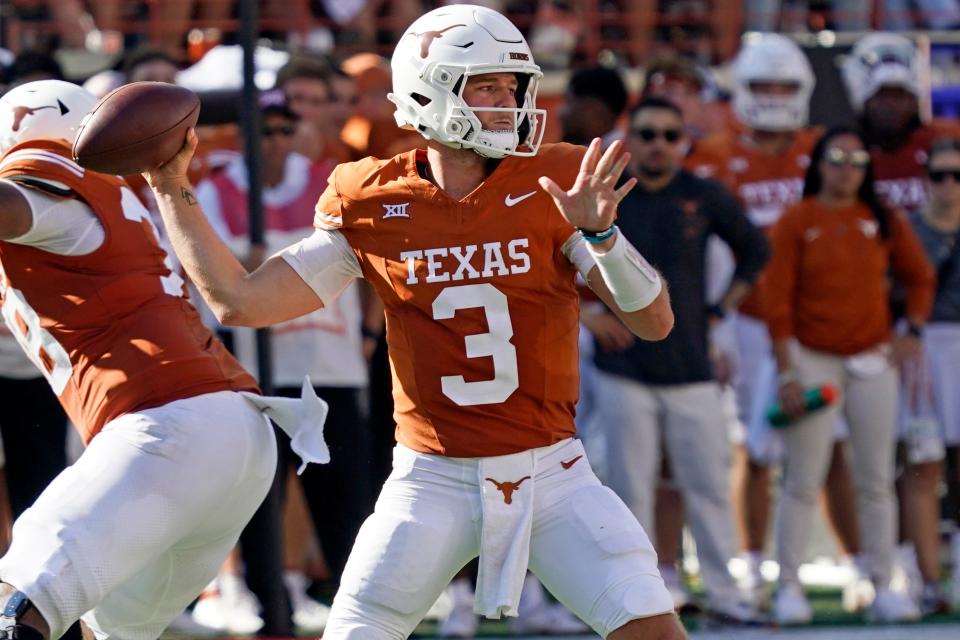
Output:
[0, 188, 185, 396]
[0, 284, 72, 395]
[432, 283, 519, 406]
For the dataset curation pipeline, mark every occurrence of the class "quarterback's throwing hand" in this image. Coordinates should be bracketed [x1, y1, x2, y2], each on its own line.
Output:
[538, 137, 636, 232]
[143, 127, 199, 189]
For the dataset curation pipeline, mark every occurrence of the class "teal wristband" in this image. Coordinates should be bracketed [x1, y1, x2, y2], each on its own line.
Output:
[579, 225, 617, 244]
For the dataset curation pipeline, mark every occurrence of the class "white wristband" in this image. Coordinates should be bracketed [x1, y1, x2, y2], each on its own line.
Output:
[587, 230, 662, 312]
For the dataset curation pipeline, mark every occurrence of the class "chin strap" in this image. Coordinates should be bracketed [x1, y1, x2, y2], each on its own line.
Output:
[0, 592, 44, 640]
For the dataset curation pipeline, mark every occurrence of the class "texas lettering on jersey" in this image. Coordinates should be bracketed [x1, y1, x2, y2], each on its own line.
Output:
[687, 127, 819, 319]
[870, 120, 960, 213]
[688, 128, 817, 228]
[400, 238, 531, 284]
[314, 144, 587, 457]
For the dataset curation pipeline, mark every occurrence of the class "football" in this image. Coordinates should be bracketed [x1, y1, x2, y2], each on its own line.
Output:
[72, 82, 200, 175]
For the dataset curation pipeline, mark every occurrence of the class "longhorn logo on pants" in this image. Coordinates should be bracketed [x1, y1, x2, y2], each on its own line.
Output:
[485, 476, 531, 505]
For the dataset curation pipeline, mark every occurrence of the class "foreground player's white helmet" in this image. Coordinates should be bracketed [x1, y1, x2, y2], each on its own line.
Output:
[388, 4, 546, 158]
[732, 34, 815, 131]
[842, 33, 920, 113]
[0, 80, 98, 155]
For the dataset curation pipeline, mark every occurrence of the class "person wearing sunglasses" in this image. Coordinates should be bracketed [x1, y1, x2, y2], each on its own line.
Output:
[582, 96, 768, 623]
[276, 54, 360, 166]
[843, 33, 960, 215]
[764, 126, 935, 624]
[193, 89, 377, 632]
[894, 137, 960, 615]
[688, 35, 870, 616]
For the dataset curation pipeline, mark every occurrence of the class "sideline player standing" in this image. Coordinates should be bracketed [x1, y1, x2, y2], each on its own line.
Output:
[147, 5, 684, 639]
[0, 80, 330, 640]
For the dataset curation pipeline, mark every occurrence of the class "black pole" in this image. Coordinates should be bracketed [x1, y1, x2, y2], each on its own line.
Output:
[236, 0, 290, 636]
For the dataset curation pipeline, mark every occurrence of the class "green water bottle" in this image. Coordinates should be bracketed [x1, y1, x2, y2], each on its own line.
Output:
[767, 384, 838, 428]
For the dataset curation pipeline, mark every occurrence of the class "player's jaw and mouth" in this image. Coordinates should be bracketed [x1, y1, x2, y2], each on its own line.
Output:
[477, 110, 515, 132]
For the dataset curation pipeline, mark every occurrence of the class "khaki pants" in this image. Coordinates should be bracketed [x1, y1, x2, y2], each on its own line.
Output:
[592, 373, 740, 607]
[776, 343, 898, 589]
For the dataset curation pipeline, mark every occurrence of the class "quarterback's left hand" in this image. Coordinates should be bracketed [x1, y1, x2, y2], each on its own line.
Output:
[538, 137, 636, 232]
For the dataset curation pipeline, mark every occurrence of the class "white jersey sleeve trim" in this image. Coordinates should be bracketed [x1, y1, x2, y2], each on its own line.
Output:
[314, 210, 341, 230]
[561, 231, 596, 280]
[280, 229, 362, 306]
[3, 179, 104, 255]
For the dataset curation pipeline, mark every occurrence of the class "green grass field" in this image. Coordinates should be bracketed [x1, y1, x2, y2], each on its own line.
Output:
[405, 586, 960, 638]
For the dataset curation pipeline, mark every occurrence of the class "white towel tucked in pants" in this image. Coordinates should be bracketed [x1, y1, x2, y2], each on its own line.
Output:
[475, 448, 536, 618]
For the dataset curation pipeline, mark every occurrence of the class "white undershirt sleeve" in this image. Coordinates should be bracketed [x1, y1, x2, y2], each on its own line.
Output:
[3, 178, 104, 255]
[279, 228, 363, 307]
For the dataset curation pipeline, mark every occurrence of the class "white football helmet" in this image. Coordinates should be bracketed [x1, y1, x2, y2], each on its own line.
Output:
[732, 33, 815, 131]
[842, 33, 919, 113]
[388, 4, 546, 158]
[0, 80, 97, 155]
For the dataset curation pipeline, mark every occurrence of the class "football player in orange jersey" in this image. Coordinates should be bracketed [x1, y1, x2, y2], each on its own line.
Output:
[687, 33, 868, 612]
[843, 33, 960, 215]
[0, 80, 328, 640]
[842, 33, 960, 609]
[146, 5, 684, 639]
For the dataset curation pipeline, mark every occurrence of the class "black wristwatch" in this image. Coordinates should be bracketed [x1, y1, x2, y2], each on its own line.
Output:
[906, 323, 924, 338]
[706, 303, 727, 321]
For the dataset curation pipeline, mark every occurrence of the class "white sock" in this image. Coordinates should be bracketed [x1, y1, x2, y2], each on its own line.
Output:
[852, 553, 870, 577]
[951, 531, 960, 561]
[447, 577, 475, 606]
[659, 564, 680, 588]
[520, 573, 547, 610]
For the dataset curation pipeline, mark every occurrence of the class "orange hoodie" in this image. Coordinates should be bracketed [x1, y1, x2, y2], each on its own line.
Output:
[765, 197, 935, 355]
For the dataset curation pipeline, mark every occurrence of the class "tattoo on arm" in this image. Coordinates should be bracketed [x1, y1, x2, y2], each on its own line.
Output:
[180, 187, 197, 206]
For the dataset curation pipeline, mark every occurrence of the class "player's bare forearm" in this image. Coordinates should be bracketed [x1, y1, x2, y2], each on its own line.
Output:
[151, 177, 322, 327]
[145, 129, 322, 326]
[0, 181, 33, 240]
[150, 178, 254, 317]
[618, 285, 673, 341]
[588, 266, 673, 341]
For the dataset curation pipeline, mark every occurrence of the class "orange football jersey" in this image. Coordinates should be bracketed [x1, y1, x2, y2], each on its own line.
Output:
[687, 128, 820, 319]
[315, 144, 586, 457]
[0, 140, 258, 444]
[871, 119, 960, 213]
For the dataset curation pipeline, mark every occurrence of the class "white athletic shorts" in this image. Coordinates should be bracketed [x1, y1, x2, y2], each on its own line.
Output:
[323, 438, 673, 639]
[925, 323, 960, 446]
[0, 390, 277, 640]
[896, 323, 960, 448]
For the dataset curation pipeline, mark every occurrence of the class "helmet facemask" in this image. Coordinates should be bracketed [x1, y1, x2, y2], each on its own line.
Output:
[442, 68, 544, 158]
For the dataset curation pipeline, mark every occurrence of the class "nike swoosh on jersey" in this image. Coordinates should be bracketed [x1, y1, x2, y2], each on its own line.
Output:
[504, 191, 537, 207]
[560, 455, 583, 470]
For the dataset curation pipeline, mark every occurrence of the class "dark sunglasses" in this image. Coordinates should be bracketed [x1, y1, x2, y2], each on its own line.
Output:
[928, 169, 960, 183]
[261, 124, 296, 137]
[824, 147, 870, 168]
[631, 128, 683, 143]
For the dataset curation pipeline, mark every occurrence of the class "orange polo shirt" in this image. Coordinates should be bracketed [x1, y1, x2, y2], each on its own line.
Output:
[765, 197, 935, 355]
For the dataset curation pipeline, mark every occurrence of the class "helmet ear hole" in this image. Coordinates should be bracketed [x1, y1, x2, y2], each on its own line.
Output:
[411, 93, 433, 107]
